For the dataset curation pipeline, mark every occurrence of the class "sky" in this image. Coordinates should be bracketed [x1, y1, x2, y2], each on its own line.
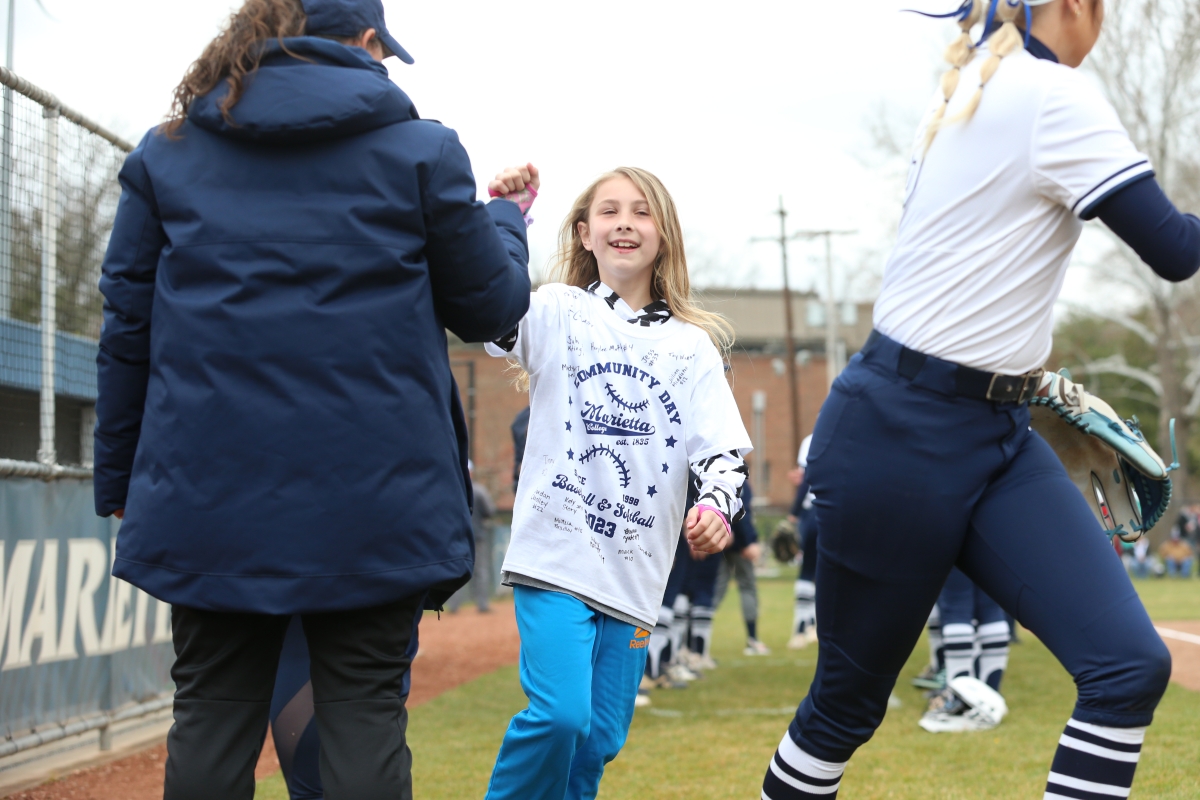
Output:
[4, 0, 1116, 306]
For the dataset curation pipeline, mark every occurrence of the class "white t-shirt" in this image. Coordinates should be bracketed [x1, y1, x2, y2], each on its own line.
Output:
[486, 283, 751, 627]
[874, 47, 1151, 375]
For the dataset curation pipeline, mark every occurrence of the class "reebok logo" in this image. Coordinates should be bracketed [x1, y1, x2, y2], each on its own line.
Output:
[629, 627, 651, 649]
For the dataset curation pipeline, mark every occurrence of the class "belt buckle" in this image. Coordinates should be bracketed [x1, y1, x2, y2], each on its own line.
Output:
[1019, 368, 1045, 403]
[986, 369, 1045, 403]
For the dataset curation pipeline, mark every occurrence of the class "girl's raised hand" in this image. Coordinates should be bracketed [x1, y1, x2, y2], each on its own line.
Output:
[489, 163, 540, 197]
[685, 506, 732, 555]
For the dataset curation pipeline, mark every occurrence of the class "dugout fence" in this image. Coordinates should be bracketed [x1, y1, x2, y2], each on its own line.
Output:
[0, 68, 174, 777]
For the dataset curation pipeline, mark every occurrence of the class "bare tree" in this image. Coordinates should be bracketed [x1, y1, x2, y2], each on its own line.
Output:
[1073, 0, 1200, 506]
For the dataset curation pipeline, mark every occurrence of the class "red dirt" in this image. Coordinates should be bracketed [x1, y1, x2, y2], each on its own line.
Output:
[1157, 620, 1200, 693]
[5, 603, 520, 800]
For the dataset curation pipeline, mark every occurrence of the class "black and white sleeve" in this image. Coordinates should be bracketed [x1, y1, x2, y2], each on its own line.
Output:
[690, 450, 749, 524]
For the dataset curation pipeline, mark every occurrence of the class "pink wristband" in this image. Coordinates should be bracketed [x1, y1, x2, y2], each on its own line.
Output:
[488, 184, 538, 215]
[695, 504, 730, 535]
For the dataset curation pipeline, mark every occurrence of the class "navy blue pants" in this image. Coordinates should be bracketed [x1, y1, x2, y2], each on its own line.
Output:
[938, 567, 1005, 628]
[791, 332, 1171, 762]
[798, 505, 818, 583]
[271, 611, 422, 800]
[661, 533, 720, 608]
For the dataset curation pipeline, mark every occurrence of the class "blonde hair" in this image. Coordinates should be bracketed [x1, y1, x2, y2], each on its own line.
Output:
[925, 0, 1026, 150]
[510, 167, 734, 391]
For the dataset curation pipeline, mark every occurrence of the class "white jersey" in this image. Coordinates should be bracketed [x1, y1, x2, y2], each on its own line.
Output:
[486, 283, 751, 628]
[874, 46, 1151, 375]
[797, 434, 815, 510]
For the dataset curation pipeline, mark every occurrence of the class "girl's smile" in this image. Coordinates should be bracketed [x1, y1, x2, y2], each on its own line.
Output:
[578, 176, 662, 310]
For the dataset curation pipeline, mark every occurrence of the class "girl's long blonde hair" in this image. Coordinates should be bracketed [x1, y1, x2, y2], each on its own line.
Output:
[512, 167, 734, 391]
[555, 167, 733, 350]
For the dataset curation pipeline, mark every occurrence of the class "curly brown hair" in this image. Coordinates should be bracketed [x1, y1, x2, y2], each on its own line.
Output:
[161, 0, 308, 135]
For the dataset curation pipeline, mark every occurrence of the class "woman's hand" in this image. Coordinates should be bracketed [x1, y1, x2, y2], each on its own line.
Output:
[686, 507, 731, 555]
[489, 163, 540, 197]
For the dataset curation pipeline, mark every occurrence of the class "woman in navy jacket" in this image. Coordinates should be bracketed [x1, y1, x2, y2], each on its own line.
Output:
[93, 1, 531, 797]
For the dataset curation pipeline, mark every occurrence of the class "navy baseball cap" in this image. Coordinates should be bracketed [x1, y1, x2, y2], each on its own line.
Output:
[302, 0, 414, 64]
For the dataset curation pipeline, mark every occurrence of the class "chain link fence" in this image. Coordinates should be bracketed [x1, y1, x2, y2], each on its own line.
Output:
[0, 66, 132, 474]
[0, 71, 174, 770]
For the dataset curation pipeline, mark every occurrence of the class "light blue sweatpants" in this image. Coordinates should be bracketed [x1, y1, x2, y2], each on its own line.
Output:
[485, 585, 649, 800]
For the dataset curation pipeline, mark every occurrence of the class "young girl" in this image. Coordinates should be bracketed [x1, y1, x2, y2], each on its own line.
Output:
[483, 166, 751, 799]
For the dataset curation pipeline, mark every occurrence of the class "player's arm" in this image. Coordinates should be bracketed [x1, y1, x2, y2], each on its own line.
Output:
[1085, 176, 1200, 283]
[422, 130, 531, 343]
[94, 137, 166, 518]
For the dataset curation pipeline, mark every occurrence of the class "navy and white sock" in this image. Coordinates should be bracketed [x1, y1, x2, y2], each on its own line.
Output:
[942, 622, 975, 681]
[689, 605, 715, 658]
[1044, 719, 1144, 800]
[793, 580, 816, 635]
[762, 732, 846, 799]
[647, 606, 674, 679]
[927, 606, 944, 670]
[671, 595, 690, 657]
[976, 620, 1010, 691]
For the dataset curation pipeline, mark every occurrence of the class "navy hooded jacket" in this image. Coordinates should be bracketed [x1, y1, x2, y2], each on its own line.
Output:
[94, 38, 531, 614]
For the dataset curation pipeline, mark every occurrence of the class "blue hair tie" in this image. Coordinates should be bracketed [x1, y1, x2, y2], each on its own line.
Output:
[900, 0, 975, 22]
[978, 0, 1001, 45]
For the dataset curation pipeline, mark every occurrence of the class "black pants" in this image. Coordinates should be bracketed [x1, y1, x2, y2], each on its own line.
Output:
[164, 595, 423, 800]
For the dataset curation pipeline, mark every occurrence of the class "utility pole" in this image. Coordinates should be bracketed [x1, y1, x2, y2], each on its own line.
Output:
[794, 229, 856, 389]
[751, 197, 803, 460]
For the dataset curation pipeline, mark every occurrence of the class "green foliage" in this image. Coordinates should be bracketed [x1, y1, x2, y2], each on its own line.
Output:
[258, 576, 1200, 799]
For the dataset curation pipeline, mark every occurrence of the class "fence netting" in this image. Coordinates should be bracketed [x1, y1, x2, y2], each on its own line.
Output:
[0, 77, 129, 467]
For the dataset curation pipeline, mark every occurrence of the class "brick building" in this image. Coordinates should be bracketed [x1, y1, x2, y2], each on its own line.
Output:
[451, 288, 875, 512]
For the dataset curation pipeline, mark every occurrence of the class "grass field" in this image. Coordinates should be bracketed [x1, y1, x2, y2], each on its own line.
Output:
[256, 576, 1200, 799]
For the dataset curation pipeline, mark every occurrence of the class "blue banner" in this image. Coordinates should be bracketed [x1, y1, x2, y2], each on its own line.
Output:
[0, 478, 173, 739]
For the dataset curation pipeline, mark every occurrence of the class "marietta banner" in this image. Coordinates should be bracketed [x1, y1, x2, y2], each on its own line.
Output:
[0, 478, 173, 738]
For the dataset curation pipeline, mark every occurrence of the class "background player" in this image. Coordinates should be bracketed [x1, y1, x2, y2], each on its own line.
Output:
[918, 568, 1011, 732]
[714, 477, 771, 656]
[789, 436, 817, 649]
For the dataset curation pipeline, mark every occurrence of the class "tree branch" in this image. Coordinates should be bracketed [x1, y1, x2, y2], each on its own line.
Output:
[1075, 354, 1165, 398]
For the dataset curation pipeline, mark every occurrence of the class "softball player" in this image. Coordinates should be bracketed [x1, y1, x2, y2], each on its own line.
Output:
[789, 436, 818, 649]
[761, 2, 1199, 798]
[918, 568, 1011, 732]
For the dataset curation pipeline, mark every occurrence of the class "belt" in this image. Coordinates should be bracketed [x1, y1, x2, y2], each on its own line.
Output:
[867, 331, 1045, 404]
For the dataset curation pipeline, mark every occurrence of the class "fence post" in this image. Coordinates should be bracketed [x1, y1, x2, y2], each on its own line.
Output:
[0, 82, 11, 318]
[37, 105, 59, 466]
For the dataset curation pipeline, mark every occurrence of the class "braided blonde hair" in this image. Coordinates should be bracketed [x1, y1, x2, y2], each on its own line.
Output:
[924, 0, 986, 151]
[925, 0, 1029, 150]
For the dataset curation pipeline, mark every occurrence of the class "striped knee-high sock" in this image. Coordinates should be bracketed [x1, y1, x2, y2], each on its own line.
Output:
[762, 732, 846, 798]
[671, 595, 690, 657]
[647, 606, 674, 679]
[927, 606, 944, 670]
[793, 580, 816, 635]
[976, 620, 1010, 691]
[689, 605, 715, 658]
[942, 622, 975, 681]
[1044, 719, 1144, 800]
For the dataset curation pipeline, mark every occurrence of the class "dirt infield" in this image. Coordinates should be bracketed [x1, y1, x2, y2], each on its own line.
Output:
[5, 603, 520, 800]
[1156, 621, 1200, 692]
